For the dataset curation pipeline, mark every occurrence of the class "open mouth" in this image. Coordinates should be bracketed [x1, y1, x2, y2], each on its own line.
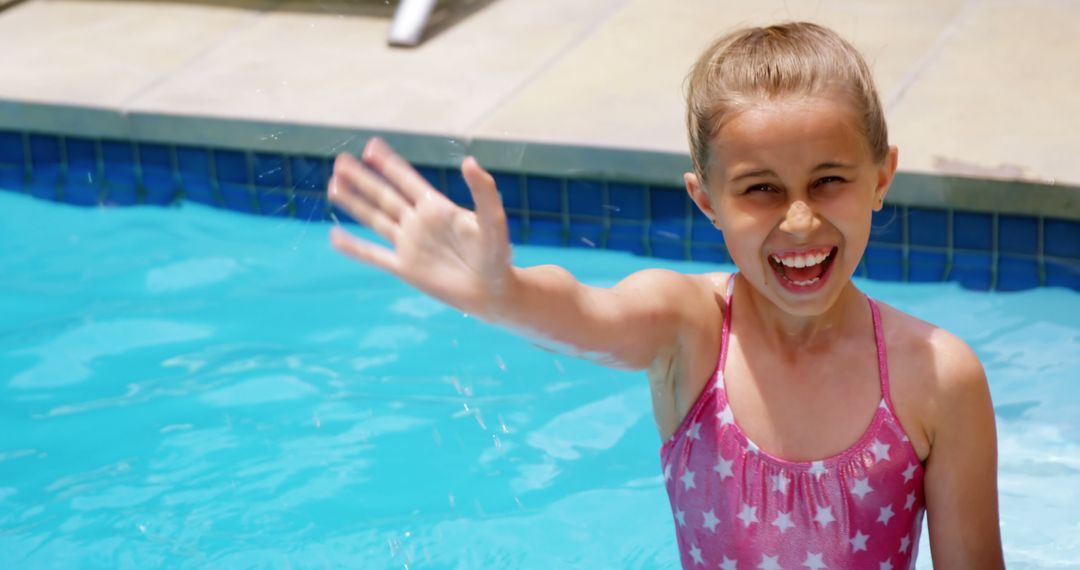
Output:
[768, 246, 838, 289]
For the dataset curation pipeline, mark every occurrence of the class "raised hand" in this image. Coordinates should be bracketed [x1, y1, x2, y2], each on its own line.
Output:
[327, 138, 513, 317]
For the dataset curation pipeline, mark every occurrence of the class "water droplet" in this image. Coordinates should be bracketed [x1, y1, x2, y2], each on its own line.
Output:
[448, 376, 463, 394]
[448, 494, 456, 508]
[655, 230, 679, 240]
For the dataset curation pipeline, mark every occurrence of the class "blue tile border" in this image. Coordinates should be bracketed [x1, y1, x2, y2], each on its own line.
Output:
[1, 128, 1078, 292]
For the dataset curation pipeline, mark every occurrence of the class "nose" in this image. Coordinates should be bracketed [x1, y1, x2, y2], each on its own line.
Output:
[779, 200, 819, 237]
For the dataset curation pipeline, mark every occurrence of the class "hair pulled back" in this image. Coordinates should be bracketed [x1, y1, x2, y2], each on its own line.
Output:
[686, 22, 888, 183]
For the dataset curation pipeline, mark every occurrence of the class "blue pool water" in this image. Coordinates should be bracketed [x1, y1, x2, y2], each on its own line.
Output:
[1, 191, 1078, 569]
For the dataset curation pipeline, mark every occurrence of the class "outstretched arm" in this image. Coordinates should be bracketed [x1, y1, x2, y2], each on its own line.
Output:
[923, 333, 1005, 568]
[327, 138, 705, 370]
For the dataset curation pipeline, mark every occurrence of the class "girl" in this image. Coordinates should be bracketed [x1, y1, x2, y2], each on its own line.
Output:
[327, 22, 1004, 569]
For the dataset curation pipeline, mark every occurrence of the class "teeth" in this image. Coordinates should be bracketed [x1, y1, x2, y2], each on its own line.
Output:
[771, 250, 831, 268]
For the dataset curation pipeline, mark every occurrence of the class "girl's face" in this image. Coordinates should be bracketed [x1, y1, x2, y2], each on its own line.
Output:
[687, 95, 898, 317]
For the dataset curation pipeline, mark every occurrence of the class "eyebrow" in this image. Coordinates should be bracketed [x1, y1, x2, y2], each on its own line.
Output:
[729, 162, 856, 182]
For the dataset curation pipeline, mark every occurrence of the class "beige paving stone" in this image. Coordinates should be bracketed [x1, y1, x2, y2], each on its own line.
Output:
[0, 0, 273, 134]
[126, 0, 628, 162]
[888, 0, 1080, 188]
[469, 0, 967, 183]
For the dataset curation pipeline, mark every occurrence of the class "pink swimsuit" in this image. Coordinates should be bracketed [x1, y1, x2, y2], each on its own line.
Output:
[660, 275, 926, 569]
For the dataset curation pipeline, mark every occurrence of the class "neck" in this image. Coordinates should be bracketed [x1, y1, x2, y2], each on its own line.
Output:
[734, 274, 865, 358]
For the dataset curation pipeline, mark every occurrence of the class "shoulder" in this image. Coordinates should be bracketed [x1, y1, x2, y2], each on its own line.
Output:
[614, 268, 728, 294]
[875, 302, 989, 445]
[875, 301, 985, 385]
[613, 269, 729, 319]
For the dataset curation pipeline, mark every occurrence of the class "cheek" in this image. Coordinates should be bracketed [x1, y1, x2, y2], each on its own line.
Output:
[832, 205, 875, 253]
[720, 217, 768, 250]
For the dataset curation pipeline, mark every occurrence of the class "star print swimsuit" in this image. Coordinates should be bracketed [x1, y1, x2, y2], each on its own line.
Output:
[660, 275, 926, 569]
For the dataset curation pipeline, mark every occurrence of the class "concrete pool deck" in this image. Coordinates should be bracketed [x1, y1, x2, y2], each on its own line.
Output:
[0, 0, 1077, 219]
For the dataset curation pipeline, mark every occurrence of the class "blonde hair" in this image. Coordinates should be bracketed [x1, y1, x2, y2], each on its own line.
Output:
[686, 22, 888, 183]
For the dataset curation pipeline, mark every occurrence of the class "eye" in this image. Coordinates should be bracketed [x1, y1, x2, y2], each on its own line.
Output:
[745, 184, 778, 194]
[813, 176, 846, 188]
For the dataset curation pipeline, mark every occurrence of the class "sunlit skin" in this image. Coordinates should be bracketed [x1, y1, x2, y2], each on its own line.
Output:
[685, 95, 897, 352]
[327, 94, 1004, 565]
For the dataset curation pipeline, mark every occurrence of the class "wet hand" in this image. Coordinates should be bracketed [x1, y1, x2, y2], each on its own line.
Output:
[327, 138, 512, 316]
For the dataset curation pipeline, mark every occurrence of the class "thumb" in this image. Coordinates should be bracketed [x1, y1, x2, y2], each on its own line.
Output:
[461, 156, 507, 229]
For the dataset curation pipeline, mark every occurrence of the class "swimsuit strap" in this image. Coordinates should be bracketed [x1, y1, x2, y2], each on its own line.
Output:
[867, 296, 896, 414]
[717, 273, 736, 372]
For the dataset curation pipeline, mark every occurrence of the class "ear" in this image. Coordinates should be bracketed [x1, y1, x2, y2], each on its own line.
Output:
[873, 145, 899, 211]
[685, 172, 721, 229]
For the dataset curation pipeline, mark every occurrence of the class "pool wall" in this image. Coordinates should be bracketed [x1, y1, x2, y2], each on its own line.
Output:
[1, 128, 1077, 292]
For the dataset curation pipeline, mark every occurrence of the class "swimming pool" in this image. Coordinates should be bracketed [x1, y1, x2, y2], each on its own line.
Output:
[1, 191, 1077, 569]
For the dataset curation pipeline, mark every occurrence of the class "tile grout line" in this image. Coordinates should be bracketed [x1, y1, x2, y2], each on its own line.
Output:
[560, 176, 570, 247]
[901, 204, 910, 282]
[944, 209, 955, 282]
[56, 134, 68, 203]
[990, 212, 999, 290]
[643, 184, 652, 257]
[93, 138, 105, 204]
[1037, 216, 1046, 286]
[19, 130, 30, 191]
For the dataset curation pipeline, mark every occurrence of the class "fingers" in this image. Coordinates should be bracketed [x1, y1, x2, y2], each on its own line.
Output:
[329, 226, 398, 274]
[362, 137, 439, 204]
[462, 156, 507, 230]
[333, 153, 411, 221]
[328, 172, 399, 244]
[460, 157, 501, 218]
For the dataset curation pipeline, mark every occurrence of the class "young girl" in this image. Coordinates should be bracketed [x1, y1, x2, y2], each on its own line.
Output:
[327, 22, 1004, 569]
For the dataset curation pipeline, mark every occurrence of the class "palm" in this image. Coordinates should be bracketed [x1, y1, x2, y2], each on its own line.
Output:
[328, 138, 511, 315]
[393, 195, 509, 310]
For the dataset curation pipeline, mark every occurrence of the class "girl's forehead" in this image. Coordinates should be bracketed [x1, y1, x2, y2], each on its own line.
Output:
[711, 97, 871, 170]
